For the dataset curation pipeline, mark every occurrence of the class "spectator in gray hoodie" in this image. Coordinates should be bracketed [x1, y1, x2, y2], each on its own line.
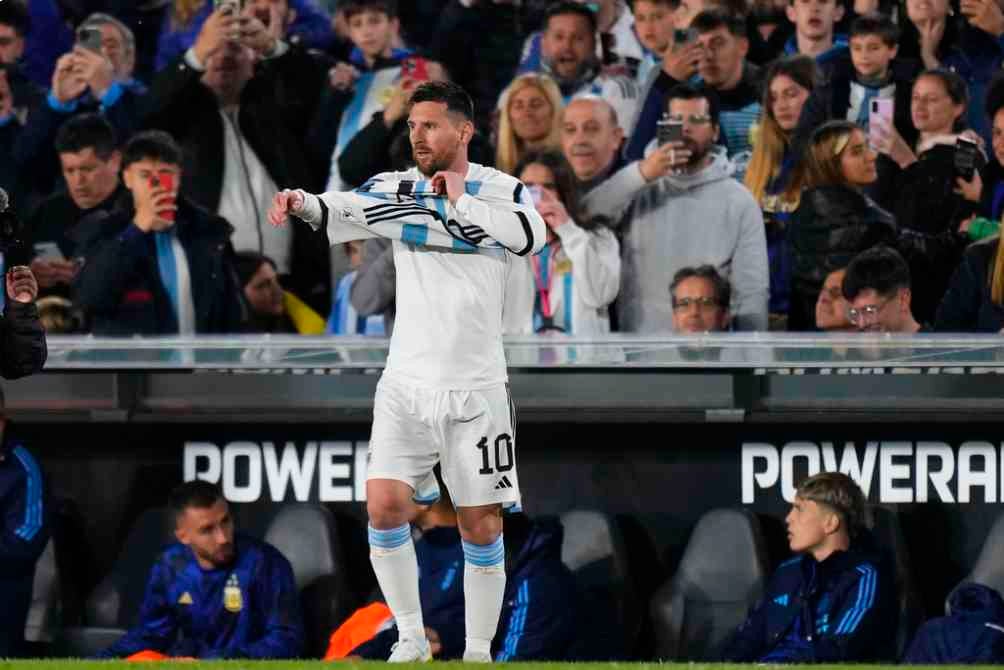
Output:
[583, 83, 768, 332]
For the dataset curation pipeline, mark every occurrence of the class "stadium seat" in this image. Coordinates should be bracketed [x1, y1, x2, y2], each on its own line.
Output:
[25, 539, 60, 646]
[260, 503, 354, 657]
[559, 509, 636, 658]
[868, 504, 923, 657]
[946, 510, 1004, 612]
[650, 508, 768, 661]
[58, 507, 175, 657]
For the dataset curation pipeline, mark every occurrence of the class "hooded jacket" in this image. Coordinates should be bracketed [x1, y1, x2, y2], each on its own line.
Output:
[721, 531, 898, 663]
[903, 582, 1004, 663]
[583, 148, 768, 332]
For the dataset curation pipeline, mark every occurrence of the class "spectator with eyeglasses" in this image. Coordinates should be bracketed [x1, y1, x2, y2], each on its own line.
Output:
[583, 83, 767, 332]
[841, 245, 924, 333]
[670, 265, 731, 333]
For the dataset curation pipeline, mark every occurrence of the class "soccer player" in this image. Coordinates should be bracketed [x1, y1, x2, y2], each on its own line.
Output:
[95, 481, 303, 659]
[268, 80, 546, 662]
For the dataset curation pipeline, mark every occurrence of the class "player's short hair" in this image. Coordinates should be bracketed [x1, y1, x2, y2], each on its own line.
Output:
[665, 83, 721, 127]
[841, 245, 911, 302]
[670, 265, 731, 310]
[409, 81, 474, 122]
[0, 1, 30, 37]
[796, 472, 867, 539]
[341, 0, 398, 20]
[54, 113, 118, 161]
[850, 12, 899, 47]
[122, 130, 182, 169]
[169, 480, 225, 522]
[544, 1, 599, 35]
[691, 8, 748, 38]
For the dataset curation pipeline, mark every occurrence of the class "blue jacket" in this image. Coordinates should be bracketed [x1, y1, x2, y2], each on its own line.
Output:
[95, 533, 303, 659]
[721, 535, 897, 663]
[0, 442, 50, 657]
[904, 583, 1004, 663]
[353, 518, 607, 661]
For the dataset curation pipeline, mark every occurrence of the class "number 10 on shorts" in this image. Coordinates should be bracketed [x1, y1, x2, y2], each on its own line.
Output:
[476, 434, 513, 475]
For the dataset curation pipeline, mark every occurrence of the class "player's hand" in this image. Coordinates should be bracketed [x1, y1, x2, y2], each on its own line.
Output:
[268, 189, 304, 227]
[534, 189, 571, 231]
[7, 266, 38, 304]
[431, 171, 466, 205]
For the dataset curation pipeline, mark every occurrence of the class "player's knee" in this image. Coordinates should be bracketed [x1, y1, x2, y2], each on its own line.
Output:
[457, 508, 502, 545]
[366, 485, 412, 529]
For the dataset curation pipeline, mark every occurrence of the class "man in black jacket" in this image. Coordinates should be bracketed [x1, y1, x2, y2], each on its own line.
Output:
[72, 130, 243, 336]
[29, 113, 125, 299]
[142, 3, 331, 313]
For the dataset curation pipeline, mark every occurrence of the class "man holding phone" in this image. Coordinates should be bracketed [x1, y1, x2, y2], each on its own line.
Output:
[584, 83, 768, 332]
[72, 131, 243, 335]
[28, 114, 124, 299]
[142, 0, 331, 315]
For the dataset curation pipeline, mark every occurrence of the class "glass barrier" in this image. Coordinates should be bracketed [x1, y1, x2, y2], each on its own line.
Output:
[40, 333, 1004, 370]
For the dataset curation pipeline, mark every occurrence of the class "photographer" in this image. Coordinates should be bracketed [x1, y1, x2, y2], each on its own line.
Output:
[142, 0, 332, 314]
[870, 69, 985, 323]
[72, 130, 244, 336]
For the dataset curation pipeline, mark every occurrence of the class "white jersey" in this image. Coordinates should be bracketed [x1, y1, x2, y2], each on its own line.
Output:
[298, 162, 545, 390]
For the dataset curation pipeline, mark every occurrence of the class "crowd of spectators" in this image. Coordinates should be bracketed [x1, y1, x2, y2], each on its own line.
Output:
[4, 0, 1004, 336]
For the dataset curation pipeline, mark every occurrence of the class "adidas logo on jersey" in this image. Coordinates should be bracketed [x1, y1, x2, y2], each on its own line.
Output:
[178, 592, 193, 606]
[773, 594, 789, 607]
[494, 476, 513, 490]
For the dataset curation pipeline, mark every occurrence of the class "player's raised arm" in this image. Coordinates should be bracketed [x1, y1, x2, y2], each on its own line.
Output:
[432, 171, 546, 256]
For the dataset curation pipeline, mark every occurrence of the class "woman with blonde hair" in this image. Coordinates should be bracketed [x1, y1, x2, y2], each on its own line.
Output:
[787, 120, 897, 330]
[745, 55, 820, 327]
[495, 74, 564, 176]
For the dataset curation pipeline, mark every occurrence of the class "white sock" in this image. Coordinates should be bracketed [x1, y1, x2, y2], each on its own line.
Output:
[463, 535, 506, 658]
[369, 523, 425, 642]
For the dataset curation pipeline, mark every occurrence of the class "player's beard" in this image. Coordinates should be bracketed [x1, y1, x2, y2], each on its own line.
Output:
[414, 137, 463, 177]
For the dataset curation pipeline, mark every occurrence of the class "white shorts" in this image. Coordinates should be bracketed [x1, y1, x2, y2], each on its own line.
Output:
[367, 374, 521, 509]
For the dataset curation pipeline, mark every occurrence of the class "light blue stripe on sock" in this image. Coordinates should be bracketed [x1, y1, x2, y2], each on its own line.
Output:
[463, 536, 504, 567]
[369, 523, 411, 549]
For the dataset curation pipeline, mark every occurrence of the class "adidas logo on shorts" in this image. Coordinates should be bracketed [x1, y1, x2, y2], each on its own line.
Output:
[494, 475, 513, 490]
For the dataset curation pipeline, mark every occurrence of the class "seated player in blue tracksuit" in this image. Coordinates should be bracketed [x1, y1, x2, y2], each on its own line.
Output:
[335, 483, 616, 661]
[95, 481, 303, 659]
[0, 431, 50, 658]
[721, 471, 897, 662]
[904, 582, 1004, 663]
